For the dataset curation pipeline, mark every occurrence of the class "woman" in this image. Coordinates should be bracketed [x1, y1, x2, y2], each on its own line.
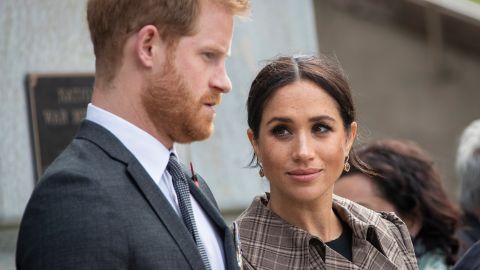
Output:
[235, 55, 418, 269]
[335, 139, 460, 270]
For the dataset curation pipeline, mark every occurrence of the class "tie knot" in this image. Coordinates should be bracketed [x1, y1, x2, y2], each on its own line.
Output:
[167, 154, 186, 182]
[167, 153, 179, 167]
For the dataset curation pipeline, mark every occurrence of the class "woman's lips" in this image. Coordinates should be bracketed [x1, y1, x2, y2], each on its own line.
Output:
[286, 169, 322, 182]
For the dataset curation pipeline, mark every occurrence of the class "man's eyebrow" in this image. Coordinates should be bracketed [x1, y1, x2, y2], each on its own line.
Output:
[202, 41, 231, 56]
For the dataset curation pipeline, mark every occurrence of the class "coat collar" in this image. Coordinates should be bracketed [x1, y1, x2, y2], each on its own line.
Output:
[237, 194, 415, 269]
[332, 195, 406, 269]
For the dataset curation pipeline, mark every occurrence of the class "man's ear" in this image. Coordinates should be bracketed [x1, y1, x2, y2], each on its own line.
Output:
[135, 25, 163, 68]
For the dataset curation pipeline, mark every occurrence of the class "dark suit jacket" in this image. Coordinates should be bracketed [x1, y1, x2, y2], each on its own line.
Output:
[16, 120, 239, 270]
[456, 212, 480, 256]
[453, 240, 480, 270]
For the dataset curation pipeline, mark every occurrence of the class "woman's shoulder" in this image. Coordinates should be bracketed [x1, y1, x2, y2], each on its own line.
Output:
[333, 195, 419, 269]
[235, 195, 269, 224]
[333, 195, 409, 232]
[334, 195, 411, 240]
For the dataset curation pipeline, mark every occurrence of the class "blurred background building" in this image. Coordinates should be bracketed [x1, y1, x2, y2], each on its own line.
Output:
[314, 0, 480, 195]
[0, 0, 479, 269]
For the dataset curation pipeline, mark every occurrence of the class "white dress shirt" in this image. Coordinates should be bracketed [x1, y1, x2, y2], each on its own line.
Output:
[86, 103, 225, 270]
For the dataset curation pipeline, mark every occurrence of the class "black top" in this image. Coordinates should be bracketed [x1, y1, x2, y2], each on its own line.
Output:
[326, 221, 353, 262]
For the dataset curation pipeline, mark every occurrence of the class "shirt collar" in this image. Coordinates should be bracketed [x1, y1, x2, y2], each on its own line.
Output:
[86, 103, 174, 183]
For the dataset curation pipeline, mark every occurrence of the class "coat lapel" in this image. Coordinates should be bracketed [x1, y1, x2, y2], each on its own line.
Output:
[352, 236, 399, 269]
[332, 196, 412, 269]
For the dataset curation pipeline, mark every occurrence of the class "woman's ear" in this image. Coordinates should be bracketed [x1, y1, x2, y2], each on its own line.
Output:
[345, 121, 358, 154]
[247, 128, 259, 158]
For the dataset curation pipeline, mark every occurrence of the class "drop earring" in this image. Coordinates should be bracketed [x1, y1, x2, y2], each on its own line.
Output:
[259, 164, 265, 177]
[344, 156, 351, 172]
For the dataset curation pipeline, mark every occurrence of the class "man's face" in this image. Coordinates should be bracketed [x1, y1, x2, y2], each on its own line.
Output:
[142, 0, 234, 145]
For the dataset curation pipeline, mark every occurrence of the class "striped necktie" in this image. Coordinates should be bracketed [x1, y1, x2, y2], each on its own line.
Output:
[167, 154, 211, 270]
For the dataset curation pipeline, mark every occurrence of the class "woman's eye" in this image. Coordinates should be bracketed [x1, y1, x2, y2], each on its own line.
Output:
[312, 123, 331, 134]
[271, 126, 291, 138]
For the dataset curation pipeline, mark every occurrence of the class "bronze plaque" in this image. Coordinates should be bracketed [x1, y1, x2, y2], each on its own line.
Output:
[26, 74, 94, 180]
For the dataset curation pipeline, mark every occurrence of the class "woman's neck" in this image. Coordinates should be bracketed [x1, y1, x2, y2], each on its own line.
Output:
[267, 193, 343, 242]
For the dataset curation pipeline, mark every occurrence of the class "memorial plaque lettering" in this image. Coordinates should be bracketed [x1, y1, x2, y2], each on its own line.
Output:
[26, 74, 94, 180]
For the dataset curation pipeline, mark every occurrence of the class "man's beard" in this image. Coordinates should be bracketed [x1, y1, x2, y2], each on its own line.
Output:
[141, 59, 220, 145]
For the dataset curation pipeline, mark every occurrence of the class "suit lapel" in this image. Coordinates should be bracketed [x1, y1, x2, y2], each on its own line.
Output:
[188, 179, 239, 270]
[127, 161, 206, 270]
[189, 181, 226, 230]
[77, 121, 205, 270]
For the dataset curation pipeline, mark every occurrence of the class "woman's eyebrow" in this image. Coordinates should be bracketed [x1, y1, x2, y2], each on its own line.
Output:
[309, 115, 335, 122]
[266, 115, 336, 125]
[266, 117, 292, 125]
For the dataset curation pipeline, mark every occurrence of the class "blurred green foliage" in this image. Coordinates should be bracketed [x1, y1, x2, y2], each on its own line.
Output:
[471, 0, 480, 4]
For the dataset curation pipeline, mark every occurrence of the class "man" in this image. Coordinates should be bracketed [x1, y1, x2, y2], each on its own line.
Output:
[16, 0, 250, 269]
[455, 119, 480, 255]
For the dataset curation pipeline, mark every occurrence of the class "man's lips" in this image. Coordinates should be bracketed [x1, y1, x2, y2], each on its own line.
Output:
[203, 96, 221, 112]
[204, 103, 217, 113]
[286, 168, 322, 182]
[204, 102, 217, 107]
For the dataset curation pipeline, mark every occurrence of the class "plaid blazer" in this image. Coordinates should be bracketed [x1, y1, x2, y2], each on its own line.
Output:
[235, 194, 418, 270]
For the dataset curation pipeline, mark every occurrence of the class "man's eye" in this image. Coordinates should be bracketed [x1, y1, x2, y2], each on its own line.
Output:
[203, 52, 216, 61]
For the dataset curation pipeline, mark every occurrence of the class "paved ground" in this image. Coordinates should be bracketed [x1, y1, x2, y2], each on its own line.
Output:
[0, 227, 17, 270]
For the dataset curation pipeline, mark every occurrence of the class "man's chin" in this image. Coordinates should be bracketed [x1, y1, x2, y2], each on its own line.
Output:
[195, 124, 214, 141]
[175, 124, 214, 144]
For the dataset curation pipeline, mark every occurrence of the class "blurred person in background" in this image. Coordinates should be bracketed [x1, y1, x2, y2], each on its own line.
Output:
[455, 119, 480, 255]
[235, 55, 418, 269]
[335, 139, 460, 270]
[452, 240, 480, 270]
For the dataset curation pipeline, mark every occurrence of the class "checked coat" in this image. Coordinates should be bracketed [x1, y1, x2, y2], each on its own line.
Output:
[235, 194, 418, 270]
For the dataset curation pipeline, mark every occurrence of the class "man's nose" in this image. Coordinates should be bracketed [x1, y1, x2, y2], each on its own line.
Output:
[211, 63, 232, 93]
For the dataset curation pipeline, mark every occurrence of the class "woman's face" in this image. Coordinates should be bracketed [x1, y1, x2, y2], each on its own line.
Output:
[248, 80, 357, 204]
